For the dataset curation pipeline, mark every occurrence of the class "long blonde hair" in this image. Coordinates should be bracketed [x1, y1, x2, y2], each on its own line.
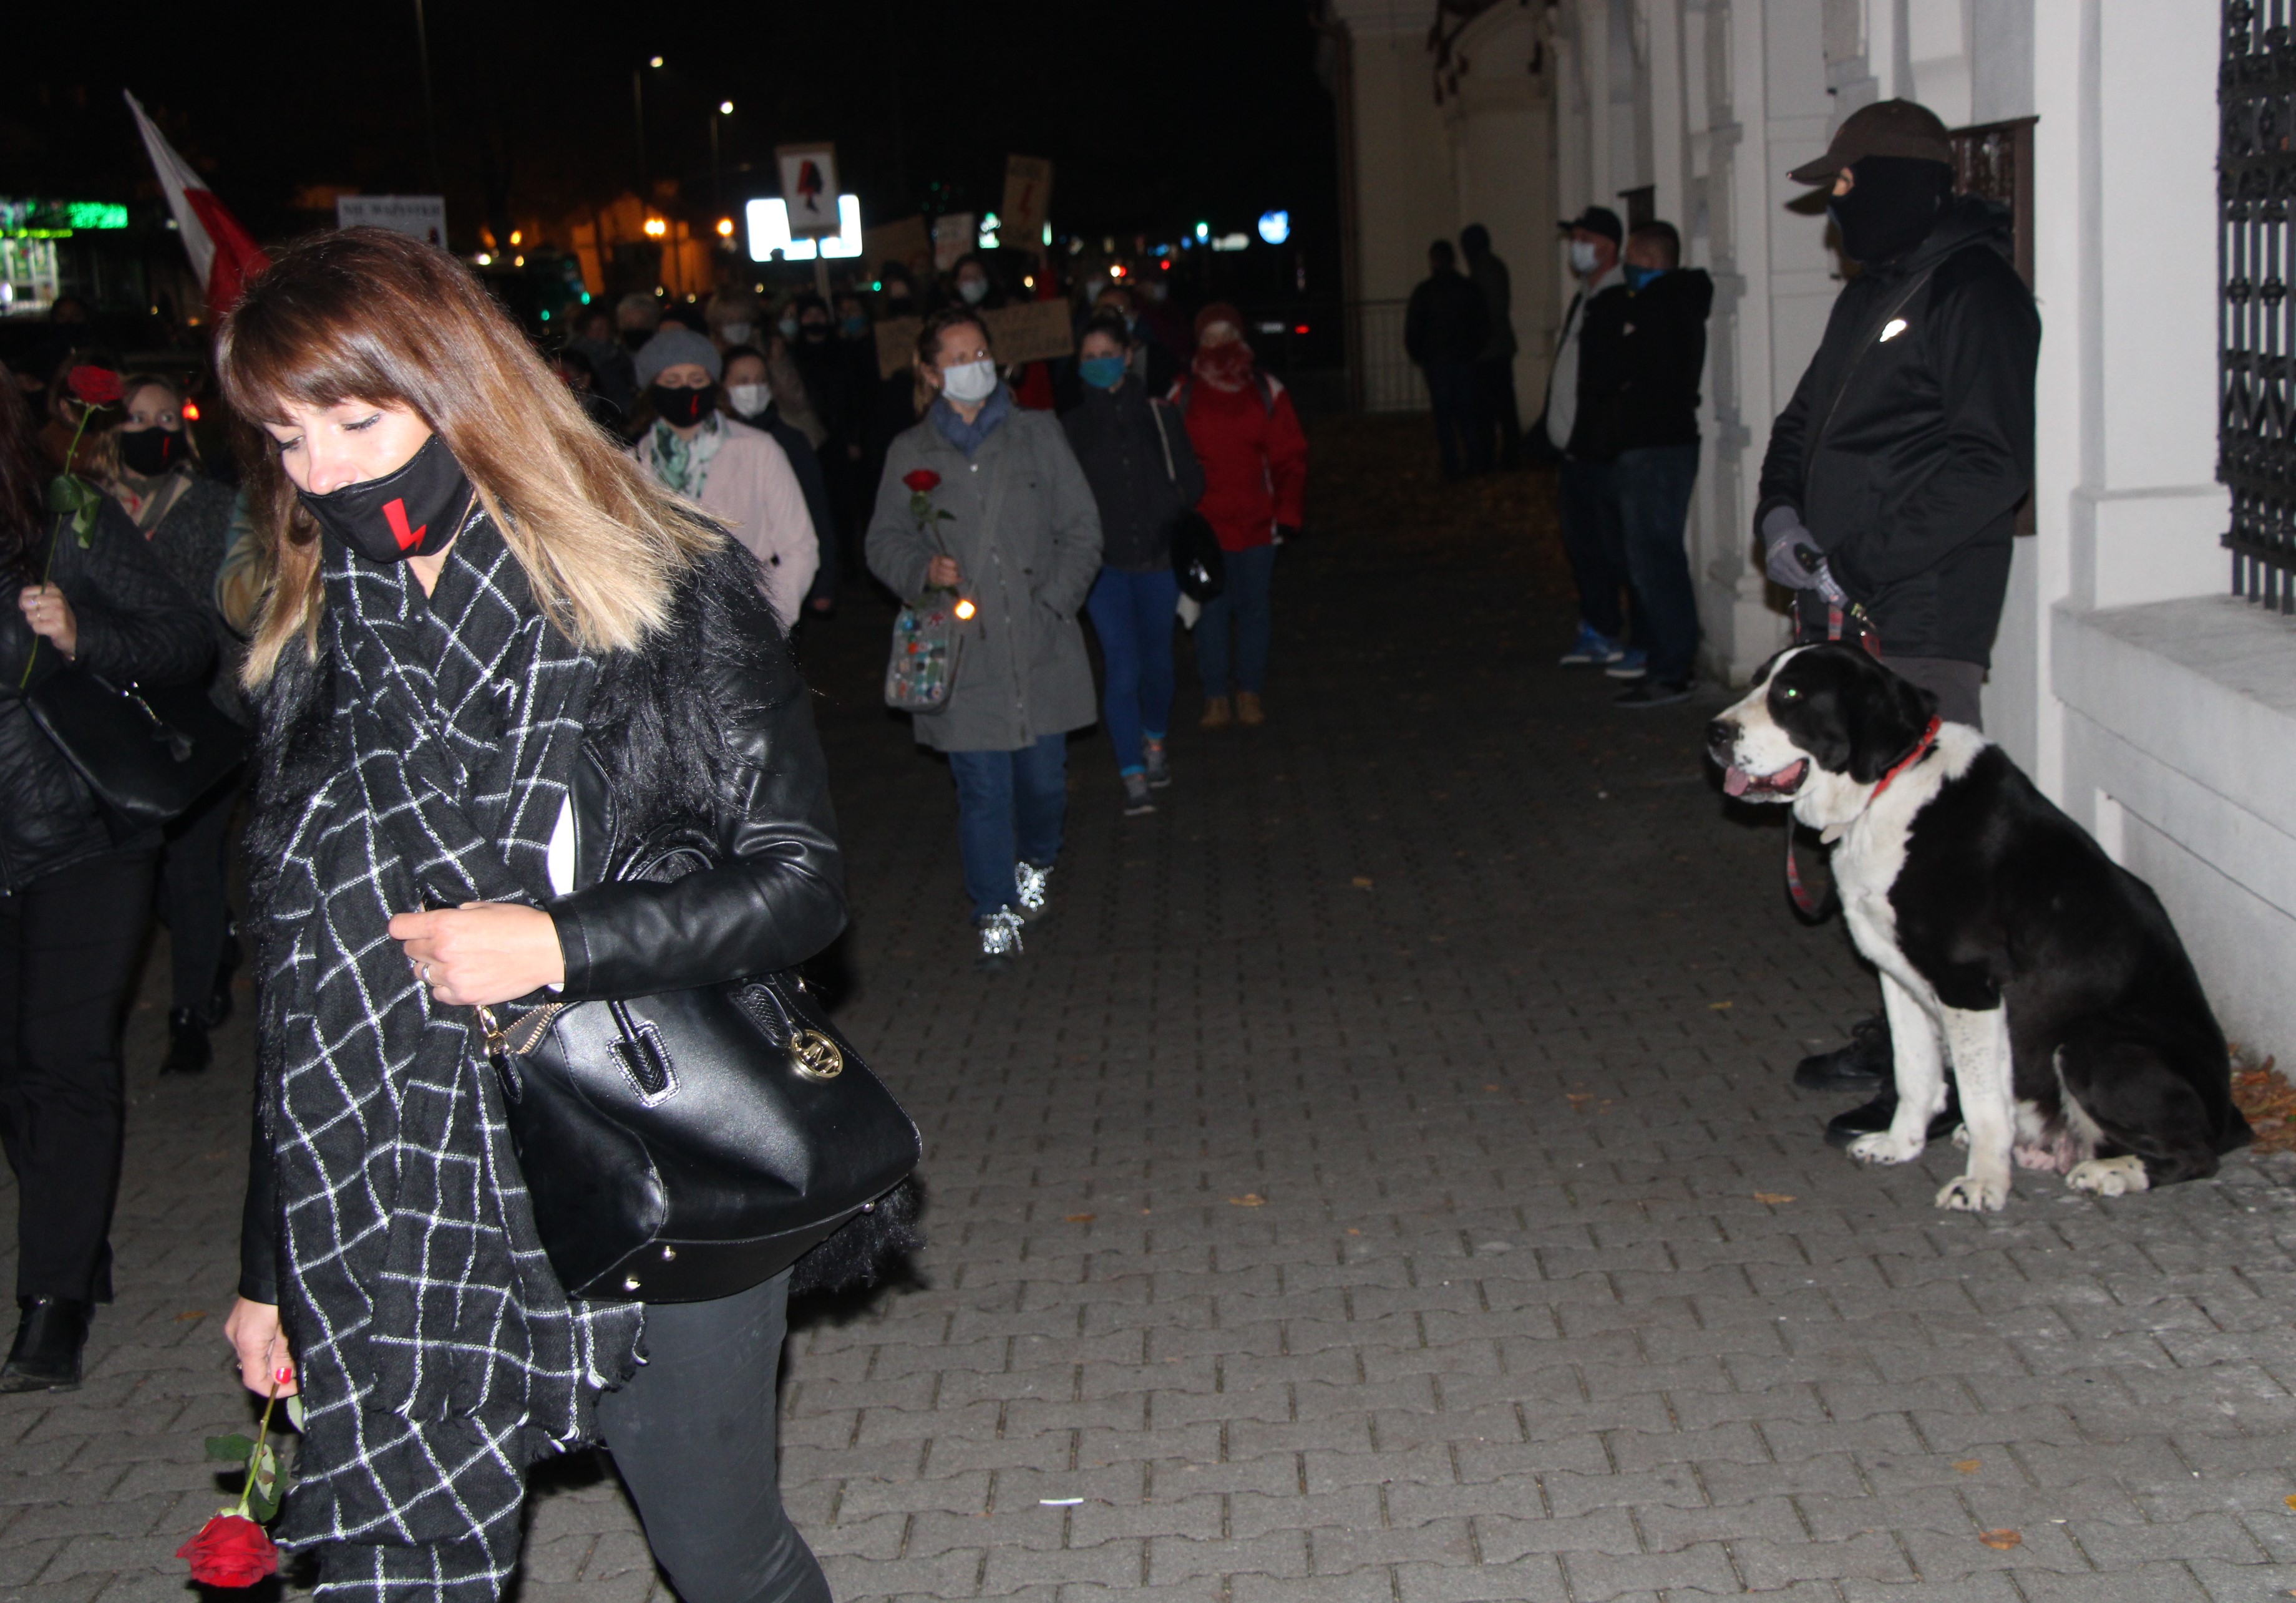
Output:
[216, 226, 717, 685]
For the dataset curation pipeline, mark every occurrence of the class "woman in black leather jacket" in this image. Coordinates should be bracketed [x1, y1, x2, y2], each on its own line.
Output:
[217, 230, 845, 1602]
[0, 363, 212, 1392]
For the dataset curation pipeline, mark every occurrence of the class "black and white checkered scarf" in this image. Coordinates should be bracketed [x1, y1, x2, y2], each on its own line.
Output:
[261, 515, 642, 1600]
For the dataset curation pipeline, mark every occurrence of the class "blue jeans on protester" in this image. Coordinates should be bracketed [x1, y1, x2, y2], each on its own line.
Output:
[1197, 542, 1276, 698]
[948, 733, 1067, 919]
[1557, 456, 1638, 644]
[1086, 566, 1180, 775]
[1423, 361, 1479, 481]
[1614, 443, 1702, 685]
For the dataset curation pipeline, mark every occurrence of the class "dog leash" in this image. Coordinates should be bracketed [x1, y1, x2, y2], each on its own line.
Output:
[1783, 715, 1943, 921]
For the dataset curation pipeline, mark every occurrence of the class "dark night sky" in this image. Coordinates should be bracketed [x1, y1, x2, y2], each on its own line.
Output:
[8, 2, 1342, 283]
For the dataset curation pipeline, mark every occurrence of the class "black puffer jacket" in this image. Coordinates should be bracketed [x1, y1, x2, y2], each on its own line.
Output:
[238, 536, 849, 1302]
[1060, 382, 1204, 573]
[140, 473, 250, 725]
[1758, 195, 2040, 665]
[0, 500, 213, 893]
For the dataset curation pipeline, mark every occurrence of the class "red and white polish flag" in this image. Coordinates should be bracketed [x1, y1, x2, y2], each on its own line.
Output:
[125, 90, 269, 317]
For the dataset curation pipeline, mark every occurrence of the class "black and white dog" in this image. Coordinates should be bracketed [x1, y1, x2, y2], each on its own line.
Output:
[1707, 645, 2249, 1211]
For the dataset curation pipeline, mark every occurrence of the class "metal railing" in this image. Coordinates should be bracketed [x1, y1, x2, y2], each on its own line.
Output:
[2221, 0, 2296, 613]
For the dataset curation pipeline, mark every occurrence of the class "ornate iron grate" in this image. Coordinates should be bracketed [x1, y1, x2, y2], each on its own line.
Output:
[2221, 0, 2296, 613]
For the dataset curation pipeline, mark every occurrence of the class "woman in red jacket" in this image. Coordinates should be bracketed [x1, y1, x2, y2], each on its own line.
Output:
[1171, 303, 1308, 727]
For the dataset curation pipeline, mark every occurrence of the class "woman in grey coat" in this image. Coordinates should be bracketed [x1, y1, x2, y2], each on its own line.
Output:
[865, 310, 1102, 968]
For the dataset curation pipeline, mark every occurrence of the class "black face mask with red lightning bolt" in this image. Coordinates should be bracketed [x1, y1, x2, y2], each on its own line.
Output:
[295, 432, 475, 565]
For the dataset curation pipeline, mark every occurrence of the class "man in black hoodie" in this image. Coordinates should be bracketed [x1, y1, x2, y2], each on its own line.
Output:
[1405, 239, 1491, 481]
[1756, 99, 2042, 1125]
[1583, 220, 1714, 706]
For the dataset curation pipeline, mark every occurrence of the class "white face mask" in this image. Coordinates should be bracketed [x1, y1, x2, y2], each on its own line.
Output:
[939, 357, 998, 404]
[1569, 238, 1602, 276]
[719, 322, 753, 347]
[957, 277, 990, 305]
[727, 382, 770, 417]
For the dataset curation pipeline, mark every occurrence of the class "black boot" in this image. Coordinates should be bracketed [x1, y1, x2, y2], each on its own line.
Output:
[0, 1297, 90, 1393]
[1794, 1015, 1892, 1092]
[162, 1007, 212, 1076]
[1825, 1083, 1964, 1149]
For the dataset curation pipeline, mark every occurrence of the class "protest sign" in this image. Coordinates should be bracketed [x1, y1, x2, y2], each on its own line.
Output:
[775, 144, 840, 237]
[336, 195, 446, 246]
[1000, 157, 1053, 256]
[863, 215, 932, 277]
[982, 300, 1074, 366]
[875, 316, 923, 380]
[932, 213, 975, 272]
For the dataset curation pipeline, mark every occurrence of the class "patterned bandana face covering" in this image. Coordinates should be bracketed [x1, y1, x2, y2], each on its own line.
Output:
[295, 432, 474, 565]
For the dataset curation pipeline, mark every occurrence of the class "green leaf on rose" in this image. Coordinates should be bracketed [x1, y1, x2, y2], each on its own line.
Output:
[285, 1395, 305, 1431]
[243, 1442, 281, 1522]
[205, 1433, 256, 1464]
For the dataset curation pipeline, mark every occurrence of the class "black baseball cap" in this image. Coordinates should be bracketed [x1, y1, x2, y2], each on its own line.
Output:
[1557, 206, 1623, 245]
[1788, 99, 1954, 183]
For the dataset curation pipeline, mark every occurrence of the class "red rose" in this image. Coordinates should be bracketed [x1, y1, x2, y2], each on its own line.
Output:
[902, 468, 940, 493]
[178, 1513, 280, 1588]
[67, 366, 123, 406]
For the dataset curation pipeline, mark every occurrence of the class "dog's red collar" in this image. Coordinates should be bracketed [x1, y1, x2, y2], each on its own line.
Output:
[1783, 716, 1942, 922]
[1867, 716, 1943, 805]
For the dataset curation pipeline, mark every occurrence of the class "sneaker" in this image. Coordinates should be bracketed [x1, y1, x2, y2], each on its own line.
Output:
[1143, 740, 1172, 788]
[976, 907, 1025, 971]
[1558, 622, 1625, 666]
[1014, 860, 1053, 921]
[1122, 773, 1157, 815]
[1604, 649, 1649, 680]
[1613, 678, 1692, 708]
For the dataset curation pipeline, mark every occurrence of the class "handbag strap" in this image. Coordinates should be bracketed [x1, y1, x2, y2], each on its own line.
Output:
[1148, 400, 1178, 485]
[1809, 259, 1947, 457]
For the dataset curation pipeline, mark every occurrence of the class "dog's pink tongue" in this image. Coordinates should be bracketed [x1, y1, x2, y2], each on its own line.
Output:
[1723, 767, 1751, 798]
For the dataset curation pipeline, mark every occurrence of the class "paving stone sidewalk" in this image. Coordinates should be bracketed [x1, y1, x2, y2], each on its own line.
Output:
[6, 416, 2295, 1602]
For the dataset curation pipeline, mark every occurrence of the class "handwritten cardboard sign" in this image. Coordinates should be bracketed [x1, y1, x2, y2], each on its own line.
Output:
[775, 143, 840, 238]
[1000, 157, 1053, 257]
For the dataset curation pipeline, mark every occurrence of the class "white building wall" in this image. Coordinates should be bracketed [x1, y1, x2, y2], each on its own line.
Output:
[1340, 0, 2296, 1052]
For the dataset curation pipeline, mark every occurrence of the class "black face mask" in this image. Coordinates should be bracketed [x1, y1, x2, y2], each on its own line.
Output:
[648, 382, 714, 428]
[119, 426, 187, 477]
[296, 432, 473, 564]
[799, 322, 830, 343]
[1827, 155, 1953, 265]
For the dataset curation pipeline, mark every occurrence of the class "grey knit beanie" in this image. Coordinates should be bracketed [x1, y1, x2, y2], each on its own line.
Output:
[634, 326, 723, 387]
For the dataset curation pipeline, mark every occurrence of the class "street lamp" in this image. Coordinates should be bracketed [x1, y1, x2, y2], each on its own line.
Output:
[710, 100, 734, 211]
[632, 55, 666, 196]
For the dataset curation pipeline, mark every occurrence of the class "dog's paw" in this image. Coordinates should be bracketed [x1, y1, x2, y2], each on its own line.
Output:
[2065, 1156, 2151, 1196]
[1935, 1172, 2009, 1212]
[1849, 1130, 1925, 1165]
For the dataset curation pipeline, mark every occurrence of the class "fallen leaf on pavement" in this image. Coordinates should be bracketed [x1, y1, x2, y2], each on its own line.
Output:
[1228, 1193, 1266, 1208]
[1064, 1213, 1095, 1223]
[1955, 1460, 1982, 1475]
[1710, 1000, 1734, 1010]
[1978, 1529, 2021, 1551]
[1351, 876, 1374, 889]
[1753, 1193, 1797, 1205]
[175, 1310, 207, 1322]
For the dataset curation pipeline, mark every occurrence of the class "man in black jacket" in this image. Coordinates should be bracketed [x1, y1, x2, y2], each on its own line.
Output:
[1404, 239, 1490, 482]
[1756, 98, 2041, 1124]
[1583, 221, 1713, 706]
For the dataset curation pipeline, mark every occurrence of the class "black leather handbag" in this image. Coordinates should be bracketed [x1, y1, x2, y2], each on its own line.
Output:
[24, 666, 248, 829]
[475, 830, 922, 1303]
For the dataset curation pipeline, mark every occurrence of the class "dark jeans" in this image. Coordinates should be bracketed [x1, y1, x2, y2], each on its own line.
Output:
[1086, 566, 1180, 775]
[1197, 543, 1277, 698]
[1472, 357, 1519, 468]
[948, 733, 1067, 919]
[1557, 457, 1640, 644]
[160, 775, 237, 1016]
[597, 1271, 830, 1603]
[1615, 443, 1703, 685]
[0, 847, 158, 1302]
[1424, 361, 1478, 480]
